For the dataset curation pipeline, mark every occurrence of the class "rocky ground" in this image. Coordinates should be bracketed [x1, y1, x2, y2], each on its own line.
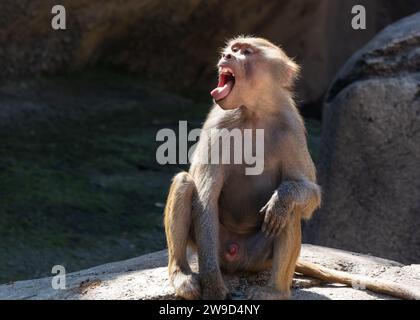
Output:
[1, 245, 419, 300]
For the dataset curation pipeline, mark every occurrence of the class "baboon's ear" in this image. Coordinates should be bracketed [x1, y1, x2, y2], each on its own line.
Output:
[283, 59, 300, 88]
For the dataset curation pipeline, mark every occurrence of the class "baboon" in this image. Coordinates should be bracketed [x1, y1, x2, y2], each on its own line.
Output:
[164, 36, 419, 300]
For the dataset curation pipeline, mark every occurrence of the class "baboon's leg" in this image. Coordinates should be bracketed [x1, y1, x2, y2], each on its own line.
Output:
[248, 212, 301, 300]
[164, 172, 200, 299]
[270, 211, 301, 297]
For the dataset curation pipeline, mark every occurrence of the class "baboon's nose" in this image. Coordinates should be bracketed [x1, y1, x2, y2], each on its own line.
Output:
[223, 53, 232, 60]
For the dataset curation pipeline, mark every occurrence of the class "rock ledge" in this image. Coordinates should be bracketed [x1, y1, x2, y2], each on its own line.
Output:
[1, 245, 419, 300]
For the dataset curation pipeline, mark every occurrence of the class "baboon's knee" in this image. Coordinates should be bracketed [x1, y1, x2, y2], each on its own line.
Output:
[172, 172, 194, 187]
[165, 172, 195, 220]
[170, 172, 195, 200]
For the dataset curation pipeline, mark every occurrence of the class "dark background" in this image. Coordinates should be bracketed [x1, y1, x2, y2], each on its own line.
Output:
[0, 0, 419, 283]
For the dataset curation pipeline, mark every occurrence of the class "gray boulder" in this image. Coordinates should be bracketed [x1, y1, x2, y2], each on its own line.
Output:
[304, 13, 420, 263]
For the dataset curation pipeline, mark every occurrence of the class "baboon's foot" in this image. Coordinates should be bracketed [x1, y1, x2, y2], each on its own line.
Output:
[247, 285, 290, 300]
[170, 270, 201, 300]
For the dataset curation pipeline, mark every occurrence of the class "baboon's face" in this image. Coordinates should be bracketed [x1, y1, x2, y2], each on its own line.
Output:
[211, 37, 298, 110]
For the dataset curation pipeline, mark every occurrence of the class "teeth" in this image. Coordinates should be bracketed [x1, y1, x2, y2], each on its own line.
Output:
[219, 67, 235, 76]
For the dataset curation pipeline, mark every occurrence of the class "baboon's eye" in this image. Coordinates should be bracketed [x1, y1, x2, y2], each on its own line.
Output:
[243, 48, 254, 55]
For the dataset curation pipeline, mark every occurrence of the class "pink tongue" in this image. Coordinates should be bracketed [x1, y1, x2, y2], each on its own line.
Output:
[210, 80, 233, 101]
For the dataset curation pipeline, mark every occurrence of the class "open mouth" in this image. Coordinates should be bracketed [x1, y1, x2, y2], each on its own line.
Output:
[210, 67, 235, 101]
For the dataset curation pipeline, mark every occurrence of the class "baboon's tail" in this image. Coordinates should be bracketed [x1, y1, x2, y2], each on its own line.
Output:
[295, 260, 420, 300]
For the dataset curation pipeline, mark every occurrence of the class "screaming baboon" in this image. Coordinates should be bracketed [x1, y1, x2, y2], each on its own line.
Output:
[164, 36, 320, 300]
[163, 36, 420, 300]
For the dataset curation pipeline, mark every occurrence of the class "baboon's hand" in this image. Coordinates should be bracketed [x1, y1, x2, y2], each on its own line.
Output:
[260, 191, 294, 237]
